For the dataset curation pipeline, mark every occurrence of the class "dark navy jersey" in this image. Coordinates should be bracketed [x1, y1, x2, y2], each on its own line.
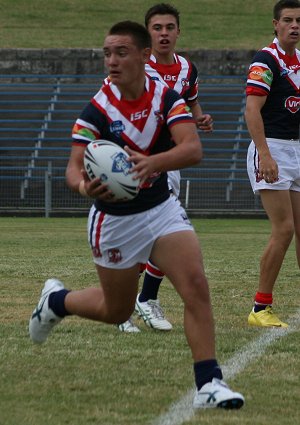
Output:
[246, 38, 300, 139]
[145, 53, 198, 103]
[72, 76, 194, 215]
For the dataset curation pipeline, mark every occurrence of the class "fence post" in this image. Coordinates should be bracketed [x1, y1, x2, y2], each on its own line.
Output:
[185, 180, 190, 209]
[45, 161, 52, 218]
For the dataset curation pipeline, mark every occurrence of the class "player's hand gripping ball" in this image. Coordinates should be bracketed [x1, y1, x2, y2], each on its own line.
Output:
[84, 140, 140, 200]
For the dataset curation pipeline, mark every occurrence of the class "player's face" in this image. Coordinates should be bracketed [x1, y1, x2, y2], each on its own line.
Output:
[273, 8, 300, 50]
[147, 14, 180, 59]
[103, 34, 150, 94]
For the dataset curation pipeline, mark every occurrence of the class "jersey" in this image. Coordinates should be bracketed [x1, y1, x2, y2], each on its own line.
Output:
[145, 53, 198, 103]
[145, 53, 199, 196]
[72, 75, 194, 216]
[246, 38, 300, 139]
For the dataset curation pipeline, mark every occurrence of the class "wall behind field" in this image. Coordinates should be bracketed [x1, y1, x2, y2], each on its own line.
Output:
[0, 48, 256, 77]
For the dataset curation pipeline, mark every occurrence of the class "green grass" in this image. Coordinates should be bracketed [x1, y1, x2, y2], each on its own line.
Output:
[0, 0, 277, 49]
[0, 217, 299, 425]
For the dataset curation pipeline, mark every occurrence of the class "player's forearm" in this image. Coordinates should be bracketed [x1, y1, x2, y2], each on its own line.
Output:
[245, 109, 271, 159]
[152, 139, 202, 172]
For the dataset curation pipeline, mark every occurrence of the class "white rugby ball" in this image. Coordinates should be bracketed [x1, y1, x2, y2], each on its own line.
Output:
[84, 140, 140, 200]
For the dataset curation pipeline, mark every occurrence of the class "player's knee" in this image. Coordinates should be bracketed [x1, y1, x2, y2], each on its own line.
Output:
[274, 220, 294, 246]
[182, 272, 211, 307]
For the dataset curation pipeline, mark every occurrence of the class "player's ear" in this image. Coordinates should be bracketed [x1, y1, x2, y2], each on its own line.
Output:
[142, 47, 151, 64]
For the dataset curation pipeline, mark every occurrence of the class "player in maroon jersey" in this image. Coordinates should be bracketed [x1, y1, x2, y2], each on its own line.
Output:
[119, 3, 213, 333]
[29, 20, 244, 409]
[245, 0, 300, 328]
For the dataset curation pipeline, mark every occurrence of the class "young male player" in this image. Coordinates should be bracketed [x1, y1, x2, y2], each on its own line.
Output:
[29, 20, 244, 409]
[245, 0, 300, 327]
[119, 3, 213, 333]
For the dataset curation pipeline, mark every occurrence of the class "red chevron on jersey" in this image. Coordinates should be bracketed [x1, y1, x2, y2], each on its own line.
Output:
[145, 53, 198, 101]
[262, 38, 300, 91]
[90, 76, 191, 153]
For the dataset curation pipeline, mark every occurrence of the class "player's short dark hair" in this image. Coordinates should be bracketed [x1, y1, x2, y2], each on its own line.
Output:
[273, 0, 300, 20]
[108, 21, 152, 50]
[144, 3, 180, 28]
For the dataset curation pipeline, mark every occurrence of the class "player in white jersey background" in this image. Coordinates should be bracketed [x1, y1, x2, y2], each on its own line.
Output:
[245, 0, 300, 328]
[119, 3, 213, 333]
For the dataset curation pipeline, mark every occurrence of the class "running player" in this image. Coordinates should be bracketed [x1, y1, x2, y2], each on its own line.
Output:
[29, 20, 244, 409]
[245, 0, 300, 327]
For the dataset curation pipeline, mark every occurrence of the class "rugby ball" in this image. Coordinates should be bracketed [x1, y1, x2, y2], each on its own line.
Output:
[84, 140, 140, 200]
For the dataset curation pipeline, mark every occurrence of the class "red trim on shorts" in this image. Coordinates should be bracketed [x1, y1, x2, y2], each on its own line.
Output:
[95, 211, 105, 256]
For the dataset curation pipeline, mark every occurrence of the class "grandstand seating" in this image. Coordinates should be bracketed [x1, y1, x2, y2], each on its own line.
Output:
[0, 74, 263, 215]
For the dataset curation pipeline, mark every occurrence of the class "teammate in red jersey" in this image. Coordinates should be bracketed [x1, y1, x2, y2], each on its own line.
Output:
[245, 0, 300, 328]
[29, 20, 244, 409]
[119, 3, 213, 333]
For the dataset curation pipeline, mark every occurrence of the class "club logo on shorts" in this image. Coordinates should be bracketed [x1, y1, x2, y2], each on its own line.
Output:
[108, 248, 122, 263]
[285, 96, 300, 113]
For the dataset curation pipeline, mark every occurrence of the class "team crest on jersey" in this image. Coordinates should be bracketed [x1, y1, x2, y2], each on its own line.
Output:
[280, 69, 289, 77]
[285, 96, 300, 113]
[108, 248, 122, 263]
[181, 78, 190, 87]
[154, 110, 164, 125]
[111, 152, 132, 175]
[110, 120, 125, 137]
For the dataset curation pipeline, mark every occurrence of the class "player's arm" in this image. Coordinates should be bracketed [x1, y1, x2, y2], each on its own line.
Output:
[245, 94, 278, 182]
[66, 144, 113, 199]
[125, 122, 202, 183]
[187, 100, 213, 132]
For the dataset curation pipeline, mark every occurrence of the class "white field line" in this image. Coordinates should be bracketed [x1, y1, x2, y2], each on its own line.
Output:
[150, 308, 300, 425]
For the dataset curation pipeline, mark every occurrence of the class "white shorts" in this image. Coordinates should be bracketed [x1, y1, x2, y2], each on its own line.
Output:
[247, 138, 300, 194]
[87, 196, 193, 269]
[167, 170, 181, 197]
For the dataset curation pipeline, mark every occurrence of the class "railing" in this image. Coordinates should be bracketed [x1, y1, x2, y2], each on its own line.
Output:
[0, 74, 263, 216]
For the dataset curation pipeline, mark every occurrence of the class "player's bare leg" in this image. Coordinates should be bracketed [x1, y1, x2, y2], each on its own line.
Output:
[150, 230, 215, 361]
[290, 190, 300, 268]
[259, 190, 294, 292]
[64, 264, 141, 324]
[151, 230, 244, 408]
[248, 190, 293, 328]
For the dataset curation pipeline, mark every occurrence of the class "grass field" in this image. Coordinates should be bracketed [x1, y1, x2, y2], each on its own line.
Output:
[0, 0, 278, 49]
[0, 217, 299, 425]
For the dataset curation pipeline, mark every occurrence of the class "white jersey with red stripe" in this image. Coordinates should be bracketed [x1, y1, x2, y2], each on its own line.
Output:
[72, 75, 194, 215]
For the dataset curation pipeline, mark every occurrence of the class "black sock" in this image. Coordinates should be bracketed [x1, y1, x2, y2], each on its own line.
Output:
[194, 359, 223, 390]
[138, 273, 163, 302]
[254, 303, 269, 313]
[48, 289, 71, 318]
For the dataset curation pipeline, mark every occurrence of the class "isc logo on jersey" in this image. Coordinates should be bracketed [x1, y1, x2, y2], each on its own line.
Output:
[164, 75, 177, 82]
[130, 109, 148, 121]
